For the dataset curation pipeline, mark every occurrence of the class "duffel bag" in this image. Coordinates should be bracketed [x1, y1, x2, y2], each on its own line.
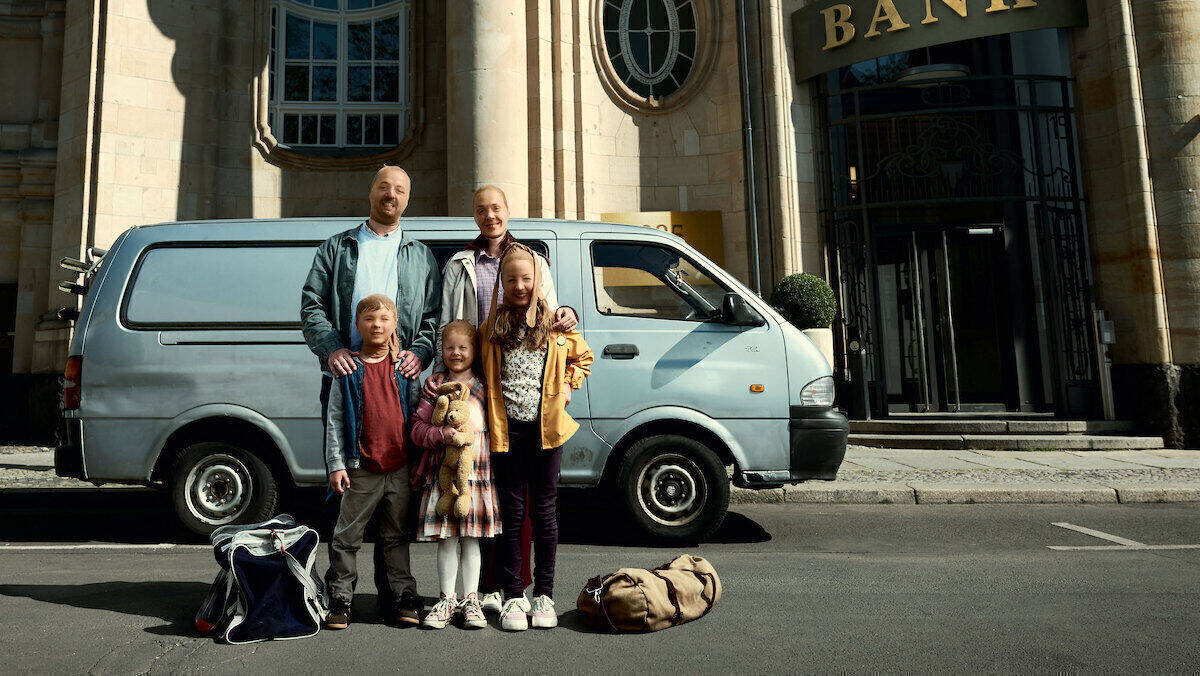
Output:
[577, 555, 721, 632]
[194, 514, 327, 644]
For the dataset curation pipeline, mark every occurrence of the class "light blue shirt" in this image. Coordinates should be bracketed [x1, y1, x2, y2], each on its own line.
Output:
[349, 221, 403, 351]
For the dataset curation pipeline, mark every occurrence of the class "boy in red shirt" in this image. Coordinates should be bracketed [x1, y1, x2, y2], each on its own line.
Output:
[323, 294, 420, 629]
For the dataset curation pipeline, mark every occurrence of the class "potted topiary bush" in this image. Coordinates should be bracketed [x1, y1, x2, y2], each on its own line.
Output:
[770, 273, 837, 366]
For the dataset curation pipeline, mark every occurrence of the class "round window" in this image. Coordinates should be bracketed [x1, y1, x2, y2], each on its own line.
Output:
[595, 0, 715, 112]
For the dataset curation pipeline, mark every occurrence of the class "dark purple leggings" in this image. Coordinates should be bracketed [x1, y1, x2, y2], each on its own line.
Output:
[495, 419, 562, 599]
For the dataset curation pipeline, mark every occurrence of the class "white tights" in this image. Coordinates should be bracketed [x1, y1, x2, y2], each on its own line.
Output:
[436, 536, 481, 600]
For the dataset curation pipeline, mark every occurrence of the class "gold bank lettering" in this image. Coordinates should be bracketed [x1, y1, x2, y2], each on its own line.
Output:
[819, 0, 1038, 51]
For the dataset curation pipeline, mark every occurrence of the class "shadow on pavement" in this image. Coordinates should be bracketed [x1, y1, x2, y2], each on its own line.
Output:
[0, 459, 52, 471]
[556, 492, 772, 547]
[0, 489, 201, 544]
[0, 581, 391, 637]
[0, 487, 771, 547]
[0, 581, 208, 637]
[557, 608, 596, 633]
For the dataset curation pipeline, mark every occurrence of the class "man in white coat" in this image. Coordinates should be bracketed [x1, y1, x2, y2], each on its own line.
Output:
[425, 184, 577, 386]
[422, 184, 578, 614]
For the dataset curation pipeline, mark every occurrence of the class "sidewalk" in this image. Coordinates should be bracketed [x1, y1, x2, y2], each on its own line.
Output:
[5, 446, 1200, 504]
[730, 447, 1200, 505]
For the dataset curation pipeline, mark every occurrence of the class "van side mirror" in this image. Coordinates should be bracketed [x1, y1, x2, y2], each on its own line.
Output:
[721, 293, 764, 327]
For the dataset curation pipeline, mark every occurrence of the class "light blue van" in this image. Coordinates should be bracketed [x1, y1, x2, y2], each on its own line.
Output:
[55, 218, 847, 542]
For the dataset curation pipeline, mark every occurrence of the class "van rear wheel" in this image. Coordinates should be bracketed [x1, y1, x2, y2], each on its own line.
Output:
[617, 434, 729, 544]
[170, 442, 278, 537]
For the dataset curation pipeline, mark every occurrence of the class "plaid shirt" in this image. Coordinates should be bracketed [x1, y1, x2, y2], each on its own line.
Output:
[474, 249, 502, 324]
[466, 231, 515, 324]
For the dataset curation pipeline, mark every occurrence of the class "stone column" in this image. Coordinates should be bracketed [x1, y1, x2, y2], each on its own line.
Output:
[445, 0, 529, 216]
[1130, 0, 1200, 444]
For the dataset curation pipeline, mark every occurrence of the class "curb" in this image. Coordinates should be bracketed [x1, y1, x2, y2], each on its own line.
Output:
[730, 482, 1200, 505]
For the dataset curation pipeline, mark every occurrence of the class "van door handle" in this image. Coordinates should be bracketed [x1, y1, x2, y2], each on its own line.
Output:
[603, 344, 639, 360]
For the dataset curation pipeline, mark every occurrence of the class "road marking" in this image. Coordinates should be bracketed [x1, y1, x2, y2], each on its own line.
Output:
[1051, 522, 1145, 546]
[1048, 544, 1200, 551]
[0, 543, 205, 551]
[1048, 522, 1200, 551]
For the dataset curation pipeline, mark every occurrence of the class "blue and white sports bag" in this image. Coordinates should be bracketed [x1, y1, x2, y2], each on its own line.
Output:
[195, 515, 328, 644]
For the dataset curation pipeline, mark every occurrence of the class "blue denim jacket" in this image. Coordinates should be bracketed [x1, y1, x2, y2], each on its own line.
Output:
[324, 356, 414, 474]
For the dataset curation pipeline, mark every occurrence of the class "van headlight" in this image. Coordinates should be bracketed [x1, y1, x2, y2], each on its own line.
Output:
[799, 376, 835, 407]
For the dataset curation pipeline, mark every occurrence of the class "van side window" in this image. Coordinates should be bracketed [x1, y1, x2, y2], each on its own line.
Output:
[124, 245, 316, 328]
[591, 242, 727, 321]
[425, 239, 550, 272]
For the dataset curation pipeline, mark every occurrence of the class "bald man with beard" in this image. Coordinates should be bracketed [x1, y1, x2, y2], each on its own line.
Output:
[301, 165, 441, 627]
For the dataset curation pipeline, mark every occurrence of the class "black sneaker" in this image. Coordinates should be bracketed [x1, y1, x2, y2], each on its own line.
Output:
[392, 591, 421, 626]
[326, 599, 352, 630]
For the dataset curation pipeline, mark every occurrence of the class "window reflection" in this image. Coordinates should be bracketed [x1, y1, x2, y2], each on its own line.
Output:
[269, 0, 410, 150]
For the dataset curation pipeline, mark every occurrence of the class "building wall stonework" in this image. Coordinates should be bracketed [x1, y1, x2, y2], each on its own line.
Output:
[31, 0, 773, 396]
[569, 0, 757, 283]
[1071, 0, 1200, 445]
[43, 0, 449, 374]
[0, 0, 64, 441]
[17, 0, 1199, 443]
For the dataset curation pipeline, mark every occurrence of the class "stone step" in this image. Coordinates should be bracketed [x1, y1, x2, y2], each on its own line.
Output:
[888, 411, 1055, 419]
[849, 433, 1165, 451]
[850, 420, 1137, 435]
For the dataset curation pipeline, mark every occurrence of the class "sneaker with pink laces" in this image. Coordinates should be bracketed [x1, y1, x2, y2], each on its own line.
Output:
[460, 593, 486, 629]
[421, 594, 457, 629]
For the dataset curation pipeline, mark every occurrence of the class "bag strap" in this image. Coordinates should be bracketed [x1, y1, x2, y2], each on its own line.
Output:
[655, 557, 717, 616]
[272, 530, 325, 617]
[686, 569, 718, 615]
[586, 575, 620, 632]
[649, 571, 685, 626]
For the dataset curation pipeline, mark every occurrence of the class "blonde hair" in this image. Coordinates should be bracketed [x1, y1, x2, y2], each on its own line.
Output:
[441, 319, 477, 346]
[484, 244, 550, 351]
[355, 294, 400, 361]
[472, 184, 508, 208]
[356, 293, 397, 320]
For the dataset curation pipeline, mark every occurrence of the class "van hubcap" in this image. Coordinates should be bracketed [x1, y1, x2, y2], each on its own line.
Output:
[185, 453, 252, 525]
[637, 452, 705, 527]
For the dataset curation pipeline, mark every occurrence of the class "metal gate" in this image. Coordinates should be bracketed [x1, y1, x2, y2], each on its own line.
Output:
[815, 75, 1099, 418]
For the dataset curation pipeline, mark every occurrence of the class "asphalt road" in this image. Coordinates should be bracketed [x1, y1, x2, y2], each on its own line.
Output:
[1, 489, 1198, 673]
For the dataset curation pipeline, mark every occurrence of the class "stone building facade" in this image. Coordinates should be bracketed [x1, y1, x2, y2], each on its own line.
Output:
[1, 0, 1198, 445]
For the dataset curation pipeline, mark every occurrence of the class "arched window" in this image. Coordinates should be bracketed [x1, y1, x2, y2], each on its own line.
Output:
[267, 0, 412, 153]
[593, 0, 717, 113]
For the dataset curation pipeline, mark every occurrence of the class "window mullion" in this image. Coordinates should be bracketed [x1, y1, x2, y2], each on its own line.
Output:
[338, 14, 346, 146]
[270, 1, 411, 150]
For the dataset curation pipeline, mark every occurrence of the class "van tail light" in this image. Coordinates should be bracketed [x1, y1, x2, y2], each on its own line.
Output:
[63, 357, 82, 410]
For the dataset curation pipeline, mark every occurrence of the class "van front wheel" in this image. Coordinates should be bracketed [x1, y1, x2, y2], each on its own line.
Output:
[617, 435, 729, 544]
[170, 442, 279, 537]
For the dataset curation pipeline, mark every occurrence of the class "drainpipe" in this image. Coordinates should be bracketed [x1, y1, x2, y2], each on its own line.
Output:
[736, 0, 762, 295]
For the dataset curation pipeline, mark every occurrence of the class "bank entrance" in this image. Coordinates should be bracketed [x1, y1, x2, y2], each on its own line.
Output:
[816, 32, 1100, 420]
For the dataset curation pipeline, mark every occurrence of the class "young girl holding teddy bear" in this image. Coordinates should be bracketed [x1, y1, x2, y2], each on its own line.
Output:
[411, 243, 593, 632]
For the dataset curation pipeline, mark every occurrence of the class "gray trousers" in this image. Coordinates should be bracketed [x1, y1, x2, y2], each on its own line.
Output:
[326, 466, 416, 603]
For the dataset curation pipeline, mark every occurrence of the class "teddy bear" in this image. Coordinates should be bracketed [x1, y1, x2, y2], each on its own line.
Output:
[431, 381, 476, 519]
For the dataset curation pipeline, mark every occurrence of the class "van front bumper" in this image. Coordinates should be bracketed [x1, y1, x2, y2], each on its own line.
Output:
[55, 418, 85, 480]
[736, 407, 848, 487]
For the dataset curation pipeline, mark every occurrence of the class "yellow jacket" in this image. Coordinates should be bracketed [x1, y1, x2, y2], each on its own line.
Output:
[481, 328, 594, 452]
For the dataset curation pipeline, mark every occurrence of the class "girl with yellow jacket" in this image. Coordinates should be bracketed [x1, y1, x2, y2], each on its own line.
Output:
[479, 242, 593, 632]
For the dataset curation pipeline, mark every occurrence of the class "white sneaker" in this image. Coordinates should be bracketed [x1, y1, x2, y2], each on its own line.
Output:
[480, 590, 503, 614]
[530, 595, 557, 629]
[516, 591, 532, 613]
[421, 594, 457, 629]
[483, 590, 530, 614]
[500, 597, 529, 631]
[460, 593, 486, 630]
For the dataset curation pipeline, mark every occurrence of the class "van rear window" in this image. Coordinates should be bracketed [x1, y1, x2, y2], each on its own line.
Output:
[124, 245, 316, 328]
